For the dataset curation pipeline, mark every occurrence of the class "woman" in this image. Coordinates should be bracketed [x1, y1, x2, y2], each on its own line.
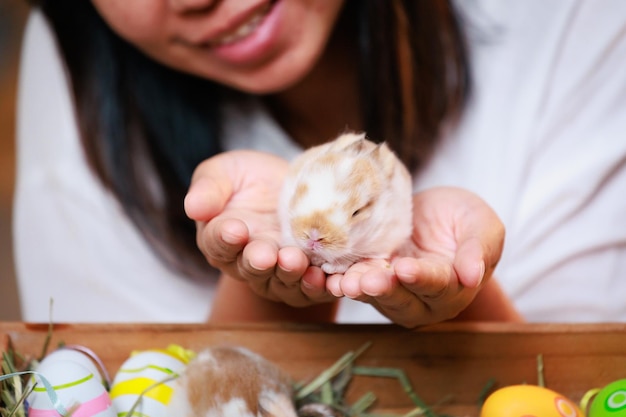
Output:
[14, 0, 626, 324]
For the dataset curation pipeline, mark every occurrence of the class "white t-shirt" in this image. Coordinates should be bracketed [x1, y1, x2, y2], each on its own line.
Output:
[14, 1, 626, 323]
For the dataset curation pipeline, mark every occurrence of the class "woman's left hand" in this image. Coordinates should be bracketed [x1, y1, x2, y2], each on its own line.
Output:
[184, 150, 335, 308]
[326, 187, 510, 328]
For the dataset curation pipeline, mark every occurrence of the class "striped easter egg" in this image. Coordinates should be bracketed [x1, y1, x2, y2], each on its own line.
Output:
[110, 345, 194, 417]
[27, 360, 115, 417]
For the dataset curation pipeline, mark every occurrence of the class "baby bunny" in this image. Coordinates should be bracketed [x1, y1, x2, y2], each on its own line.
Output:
[166, 346, 298, 417]
[279, 132, 413, 274]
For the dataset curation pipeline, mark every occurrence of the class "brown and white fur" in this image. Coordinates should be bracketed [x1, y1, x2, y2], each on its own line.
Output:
[279, 132, 413, 274]
[166, 346, 297, 417]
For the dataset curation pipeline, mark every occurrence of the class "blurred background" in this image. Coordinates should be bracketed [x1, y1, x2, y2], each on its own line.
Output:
[1, 0, 29, 320]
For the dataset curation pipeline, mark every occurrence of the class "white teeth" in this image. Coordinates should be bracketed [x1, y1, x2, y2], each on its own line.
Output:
[213, 5, 270, 46]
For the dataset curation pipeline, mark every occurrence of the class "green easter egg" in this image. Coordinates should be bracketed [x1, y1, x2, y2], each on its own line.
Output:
[590, 379, 626, 416]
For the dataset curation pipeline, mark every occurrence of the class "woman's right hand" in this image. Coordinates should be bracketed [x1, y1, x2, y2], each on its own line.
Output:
[184, 150, 336, 309]
[325, 187, 519, 327]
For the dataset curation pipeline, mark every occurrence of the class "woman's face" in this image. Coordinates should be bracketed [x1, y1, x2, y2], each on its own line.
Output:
[91, 0, 346, 93]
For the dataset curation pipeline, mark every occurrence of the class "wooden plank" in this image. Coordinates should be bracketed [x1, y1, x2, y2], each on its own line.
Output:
[1, 322, 625, 416]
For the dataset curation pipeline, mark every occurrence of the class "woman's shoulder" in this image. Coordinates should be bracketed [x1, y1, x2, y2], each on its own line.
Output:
[19, 9, 59, 72]
[17, 9, 76, 151]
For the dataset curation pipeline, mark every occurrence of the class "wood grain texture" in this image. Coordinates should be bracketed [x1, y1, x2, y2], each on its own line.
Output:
[2, 322, 625, 416]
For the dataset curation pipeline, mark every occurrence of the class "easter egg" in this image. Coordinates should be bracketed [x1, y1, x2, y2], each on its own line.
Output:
[481, 384, 584, 417]
[589, 379, 626, 416]
[110, 345, 194, 417]
[27, 360, 116, 417]
[39, 346, 109, 388]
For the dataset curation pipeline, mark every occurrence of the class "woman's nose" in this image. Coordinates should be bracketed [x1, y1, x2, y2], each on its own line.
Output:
[169, 0, 218, 14]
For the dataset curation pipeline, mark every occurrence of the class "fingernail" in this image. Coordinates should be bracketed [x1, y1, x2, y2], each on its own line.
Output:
[221, 231, 240, 245]
[477, 260, 486, 285]
[221, 226, 241, 245]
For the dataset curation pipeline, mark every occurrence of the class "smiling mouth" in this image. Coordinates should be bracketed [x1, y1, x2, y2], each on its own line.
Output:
[208, 1, 275, 47]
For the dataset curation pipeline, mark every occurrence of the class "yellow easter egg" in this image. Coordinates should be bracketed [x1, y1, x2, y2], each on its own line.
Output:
[110, 345, 194, 417]
[481, 385, 584, 417]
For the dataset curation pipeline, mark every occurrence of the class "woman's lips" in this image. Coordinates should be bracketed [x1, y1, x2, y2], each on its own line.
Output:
[208, 2, 273, 47]
[203, 0, 284, 66]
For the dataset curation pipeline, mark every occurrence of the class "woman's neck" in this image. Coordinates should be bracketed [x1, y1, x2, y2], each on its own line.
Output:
[263, 12, 361, 149]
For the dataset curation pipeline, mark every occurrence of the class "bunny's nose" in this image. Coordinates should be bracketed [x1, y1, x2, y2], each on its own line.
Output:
[306, 238, 323, 252]
[305, 228, 323, 251]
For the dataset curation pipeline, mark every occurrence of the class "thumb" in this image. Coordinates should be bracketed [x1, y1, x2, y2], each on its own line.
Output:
[453, 205, 505, 288]
[184, 158, 234, 222]
[453, 236, 487, 288]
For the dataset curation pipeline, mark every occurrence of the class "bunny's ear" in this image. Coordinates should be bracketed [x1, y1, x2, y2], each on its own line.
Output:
[329, 132, 367, 152]
[370, 142, 397, 179]
[344, 137, 368, 154]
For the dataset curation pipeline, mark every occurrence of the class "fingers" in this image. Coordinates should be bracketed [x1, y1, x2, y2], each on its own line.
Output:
[300, 267, 332, 302]
[450, 217, 502, 289]
[351, 265, 433, 328]
[197, 217, 279, 284]
[275, 246, 309, 284]
[369, 289, 432, 329]
[200, 225, 333, 307]
[393, 256, 479, 323]
[394, 257, 457, 299]
[242, 240, 279, 272]
[326, 261, 436, 328]
[411, 187, 504, 284]
[452, 189, 505, 287]
[272, 248, 335, 306]
[326, 260, 390, 298]
[270, 265, 333, 307]
[197, 218, 249, 269]
[325, 257, 477, 327]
